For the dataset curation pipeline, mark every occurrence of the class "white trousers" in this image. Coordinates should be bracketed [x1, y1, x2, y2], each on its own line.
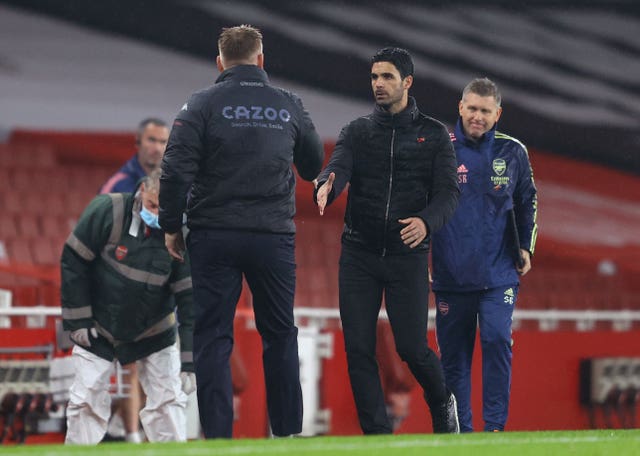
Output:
[65, 344, 187, 444]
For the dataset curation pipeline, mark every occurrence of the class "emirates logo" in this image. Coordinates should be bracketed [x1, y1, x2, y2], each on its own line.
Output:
[115, 245, 128, 261]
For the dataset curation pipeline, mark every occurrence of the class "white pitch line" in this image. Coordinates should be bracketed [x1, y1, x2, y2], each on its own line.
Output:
[243, 436, 635, 455]
[53, 434, 640, 456]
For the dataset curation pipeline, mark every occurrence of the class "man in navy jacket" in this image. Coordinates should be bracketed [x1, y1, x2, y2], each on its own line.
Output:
[100, 118, 169, 194]
[159, 25, 323, 439]
[432, 78, 538, 432]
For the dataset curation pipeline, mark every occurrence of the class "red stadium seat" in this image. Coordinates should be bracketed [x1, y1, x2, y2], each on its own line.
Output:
[6, 238, 35, 264]
[2, 191, 22, 214]
[0, 168, 12, 191]
[11, 168, 45, 191]
[30, 238, 58, 266]
[39, 283, 60, 307]
[38, 215, 69, 240]
[0, 144, 55, 168]
[16, 214, 40, 239]
[42, 192, 66, 217]
[21, 192, 43, 215]
[0, 216, 19, 239]
[65, 192, 93, 217]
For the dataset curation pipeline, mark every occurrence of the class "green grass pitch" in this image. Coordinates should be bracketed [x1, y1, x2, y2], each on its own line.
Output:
[3, 430, 640, 456]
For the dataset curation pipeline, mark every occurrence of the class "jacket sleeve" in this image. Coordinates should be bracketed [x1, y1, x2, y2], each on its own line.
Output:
[292, 96, 324, 181]
[159, 94, 206, 234]
[513, 146, 538, 255]
[170, 249, 194, 372]
[417, 125, 460, 235]
[60, 195, 113, 332]
[313, 124, 354, 206]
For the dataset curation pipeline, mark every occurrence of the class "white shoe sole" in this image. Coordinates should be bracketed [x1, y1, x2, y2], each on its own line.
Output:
[450, 394, 460, 434]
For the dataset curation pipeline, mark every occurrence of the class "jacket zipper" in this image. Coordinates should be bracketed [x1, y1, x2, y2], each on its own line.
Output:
[382, 128, 396, 257]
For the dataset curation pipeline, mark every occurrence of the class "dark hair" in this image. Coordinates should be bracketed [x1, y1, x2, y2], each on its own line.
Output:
[462, 78, 502, 107]
[137, 117, 167, 136]
[218, 25, 263, 63]
[371, 47, 414, 79]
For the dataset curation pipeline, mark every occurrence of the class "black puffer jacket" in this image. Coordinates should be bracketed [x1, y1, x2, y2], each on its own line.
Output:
[159, 65, 324, 234]
[316, 97, 459, 255]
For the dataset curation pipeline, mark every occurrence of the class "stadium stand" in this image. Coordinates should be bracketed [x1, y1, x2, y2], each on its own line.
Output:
[0, 137, 638, 329]
[3, 0, 638, 174]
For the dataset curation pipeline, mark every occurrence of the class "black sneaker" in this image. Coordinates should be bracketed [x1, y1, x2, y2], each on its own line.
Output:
[432, 393, 460, 434]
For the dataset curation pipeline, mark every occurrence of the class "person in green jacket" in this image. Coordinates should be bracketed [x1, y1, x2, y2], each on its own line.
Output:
[61, 169, 194, 444]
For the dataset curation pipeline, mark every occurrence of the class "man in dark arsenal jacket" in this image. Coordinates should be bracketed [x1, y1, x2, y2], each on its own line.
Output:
[61, 169, 194, 444]
[314, 47, 460, 435]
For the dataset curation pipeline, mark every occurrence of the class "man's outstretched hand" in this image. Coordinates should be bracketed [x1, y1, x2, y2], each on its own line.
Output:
[315, 172, 335, 216]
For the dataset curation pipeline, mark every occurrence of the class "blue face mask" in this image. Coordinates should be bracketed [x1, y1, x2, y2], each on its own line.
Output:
[140, 206, 161, 230]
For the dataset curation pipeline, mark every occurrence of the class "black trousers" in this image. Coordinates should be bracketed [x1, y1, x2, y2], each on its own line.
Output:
[339, 243, 447, 434]
[188, 229, 303, 438]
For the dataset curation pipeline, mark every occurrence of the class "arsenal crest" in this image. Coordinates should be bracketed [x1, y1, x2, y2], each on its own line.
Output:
[115, 245, 128, 261]
[492, 158, 506, 176]
[438, 301, 449, 316]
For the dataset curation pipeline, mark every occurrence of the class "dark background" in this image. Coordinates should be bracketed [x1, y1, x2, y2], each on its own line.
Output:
[3, 0, 639, 174]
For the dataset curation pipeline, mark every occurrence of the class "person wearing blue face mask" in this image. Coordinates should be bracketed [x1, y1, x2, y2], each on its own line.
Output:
[139, 198, 161, 230]
[98, 117, 169, 443]
[61, 169, 195, 444]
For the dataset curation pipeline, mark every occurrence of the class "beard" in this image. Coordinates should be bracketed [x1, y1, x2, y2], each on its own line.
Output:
[374, 90, 403, 112]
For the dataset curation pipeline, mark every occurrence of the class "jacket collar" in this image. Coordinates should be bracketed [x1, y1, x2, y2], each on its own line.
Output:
[454, 117, 497, 150]
[129, 193, 143, 237]
[215, 64, 270, 84]
[372, 96, 419, 128]
[125, 154, 146, 177]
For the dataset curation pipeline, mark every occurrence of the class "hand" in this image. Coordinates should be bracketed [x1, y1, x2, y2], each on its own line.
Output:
[70, 327, 98, 347]
[180, 372, 196, 395]
[399, 217, 428, 248]
[165, 231, 186, 262]
[316, 172, 335, 216]
[517, 249, 531, 276]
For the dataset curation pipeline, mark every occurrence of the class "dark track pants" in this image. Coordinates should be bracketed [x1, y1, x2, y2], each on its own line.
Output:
[434, 286, 518, 432]
[339, 244, 448, 434]
[187, 230, 303, 438]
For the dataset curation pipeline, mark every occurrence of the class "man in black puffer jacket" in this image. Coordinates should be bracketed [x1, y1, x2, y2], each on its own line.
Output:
[314, 47, 459, 434]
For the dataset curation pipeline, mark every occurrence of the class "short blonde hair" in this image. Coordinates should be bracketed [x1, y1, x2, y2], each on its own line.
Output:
[218, 25, 263, 64]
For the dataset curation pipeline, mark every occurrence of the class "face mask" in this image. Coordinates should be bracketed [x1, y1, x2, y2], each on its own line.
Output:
[140, 206, 161, 230]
